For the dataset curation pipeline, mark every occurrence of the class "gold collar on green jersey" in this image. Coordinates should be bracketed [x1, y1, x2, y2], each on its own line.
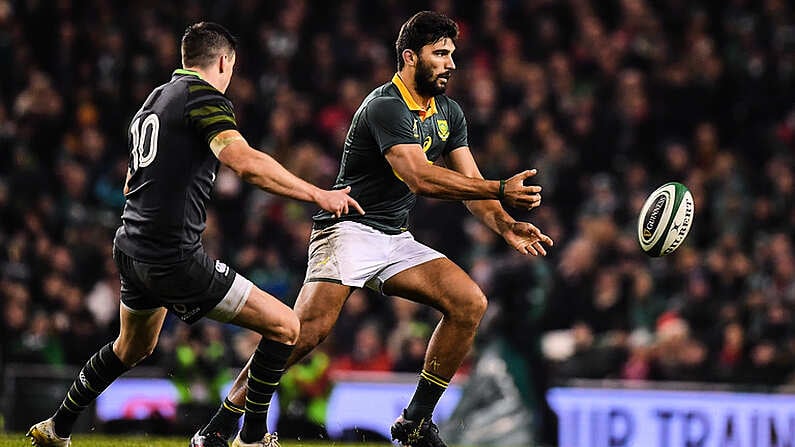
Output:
[392, 73, 437, 121]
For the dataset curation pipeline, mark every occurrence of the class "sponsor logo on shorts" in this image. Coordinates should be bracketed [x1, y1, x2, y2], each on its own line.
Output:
[172, 304, 201, 320]
[181, 308, 201, 320]
[215, 260, 230, 275]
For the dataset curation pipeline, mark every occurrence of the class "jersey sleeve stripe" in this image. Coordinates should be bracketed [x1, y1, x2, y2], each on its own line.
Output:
[185, 96, 229, 111]
[184, 84, 238, 146]
[188, 110, 237, 124]
[196, 114, 236, 127]
[187, 104, 235, 120]
[190, 110, 234, 121]
[185, 90, 233, 108]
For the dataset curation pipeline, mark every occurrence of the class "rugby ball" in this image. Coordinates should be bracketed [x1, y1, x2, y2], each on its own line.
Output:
[637, 182, 694, 257]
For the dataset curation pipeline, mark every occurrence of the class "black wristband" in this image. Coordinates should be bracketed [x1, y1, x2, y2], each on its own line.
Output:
[498, 179, 506, 200]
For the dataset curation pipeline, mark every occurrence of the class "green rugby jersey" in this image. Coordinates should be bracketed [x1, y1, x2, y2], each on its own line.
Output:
[314, 74, 468, 234]
[115, 69, 237, 263]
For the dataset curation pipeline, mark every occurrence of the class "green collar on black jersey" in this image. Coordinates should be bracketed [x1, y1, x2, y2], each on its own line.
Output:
[173, 68, 205, 80]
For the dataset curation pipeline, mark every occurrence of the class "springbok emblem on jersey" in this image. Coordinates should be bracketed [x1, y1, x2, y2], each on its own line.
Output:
[436, 119, 449, 141]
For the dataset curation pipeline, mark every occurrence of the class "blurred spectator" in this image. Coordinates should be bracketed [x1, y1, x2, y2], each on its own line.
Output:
[713, 322, 747, 383]
[386, 298, 432, 373]
[9, 311, 64, 365]
[330, 289, 371, 354]
[331, 322, 392, 372]
[168, 323, 233, 405]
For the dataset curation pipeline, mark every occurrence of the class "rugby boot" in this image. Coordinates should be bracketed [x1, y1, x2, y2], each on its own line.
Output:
[189, 430, 229, 447]
[26, 418, 71, 447]
[391, 409, 447, 447]
[231, 432, 280, 447]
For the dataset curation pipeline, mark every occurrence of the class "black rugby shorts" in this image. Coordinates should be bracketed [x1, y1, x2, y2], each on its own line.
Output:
[112, 244, 237, 324]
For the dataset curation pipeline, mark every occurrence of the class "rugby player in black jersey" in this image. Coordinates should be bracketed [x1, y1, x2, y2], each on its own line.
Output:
[26, 22, 362, 447]
[195, 11, 553, 447]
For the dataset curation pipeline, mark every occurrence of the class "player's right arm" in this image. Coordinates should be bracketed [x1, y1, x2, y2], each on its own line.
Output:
[212, 130, 363, 217]
[370, 97, 540, 208]
[386, 145, 541, 207]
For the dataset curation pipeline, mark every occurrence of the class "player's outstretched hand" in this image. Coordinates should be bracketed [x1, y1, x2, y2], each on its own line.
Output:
[503, 221, 554, 256]
[502, 169, 543, 211]
[317, 186, 365, 218]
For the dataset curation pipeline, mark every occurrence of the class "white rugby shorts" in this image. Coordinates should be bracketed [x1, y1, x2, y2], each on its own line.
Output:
[305, 221, 446, 292]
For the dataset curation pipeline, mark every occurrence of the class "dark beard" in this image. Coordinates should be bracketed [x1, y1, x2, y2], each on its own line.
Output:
[414, 59, 447, 97]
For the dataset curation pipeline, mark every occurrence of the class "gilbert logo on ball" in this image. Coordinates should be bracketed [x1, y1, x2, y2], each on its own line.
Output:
[637, 182, 694, 257]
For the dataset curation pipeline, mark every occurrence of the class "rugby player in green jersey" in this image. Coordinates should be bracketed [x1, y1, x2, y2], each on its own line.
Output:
[194, 11, 553, 447]
[27, 22, 362, 447]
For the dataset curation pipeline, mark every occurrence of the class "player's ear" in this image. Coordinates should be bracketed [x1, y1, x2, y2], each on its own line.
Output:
[219, 52, 232, 74]
[402, 49, 415, 67]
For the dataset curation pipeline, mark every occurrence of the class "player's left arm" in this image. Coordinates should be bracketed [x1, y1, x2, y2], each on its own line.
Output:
[444, 147, 553, 256]
[185, 90, 361, 218]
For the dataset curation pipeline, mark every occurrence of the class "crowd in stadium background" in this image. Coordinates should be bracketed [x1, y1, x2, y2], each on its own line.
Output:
[1, 0, 794, 430]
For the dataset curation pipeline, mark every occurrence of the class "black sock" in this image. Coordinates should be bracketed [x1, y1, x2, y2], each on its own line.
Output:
[201, 397, 245, 439]
[52, 343, 129, 437]
[405, 369, 450, 421]
[239, 338, 293, 443]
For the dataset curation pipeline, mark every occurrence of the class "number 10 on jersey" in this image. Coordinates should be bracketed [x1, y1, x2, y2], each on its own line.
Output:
[129, 114, 160, 171]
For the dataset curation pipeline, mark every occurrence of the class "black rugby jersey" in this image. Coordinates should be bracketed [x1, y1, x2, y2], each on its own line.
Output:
[314, 74, 468, 234]
[114, 69, 237, 263]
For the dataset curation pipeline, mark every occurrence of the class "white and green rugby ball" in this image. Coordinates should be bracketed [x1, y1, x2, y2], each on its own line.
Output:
[637, 182, 694, 257]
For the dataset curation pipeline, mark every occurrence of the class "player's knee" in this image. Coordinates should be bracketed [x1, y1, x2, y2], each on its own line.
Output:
[449, 287, 488, 327]
[284, 311, 300, 344]
[264, 310, 300, 345]
[114, 338, 157, 367]
[468, 289, 489, 322]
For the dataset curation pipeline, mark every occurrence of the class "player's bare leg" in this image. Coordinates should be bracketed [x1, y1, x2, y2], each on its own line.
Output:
[114, 306, 169, 366]
[383, 257, 487, 447]
[288, 281, 353, 362]
[384, 258, 486, 378]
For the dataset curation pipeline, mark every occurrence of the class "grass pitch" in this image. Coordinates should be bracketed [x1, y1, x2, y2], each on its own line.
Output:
[1, 433, 394, 446]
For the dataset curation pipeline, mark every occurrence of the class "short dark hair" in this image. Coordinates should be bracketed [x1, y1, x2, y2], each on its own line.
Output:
[181, 22, 237, 68]
[395, 11, 459, 70]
